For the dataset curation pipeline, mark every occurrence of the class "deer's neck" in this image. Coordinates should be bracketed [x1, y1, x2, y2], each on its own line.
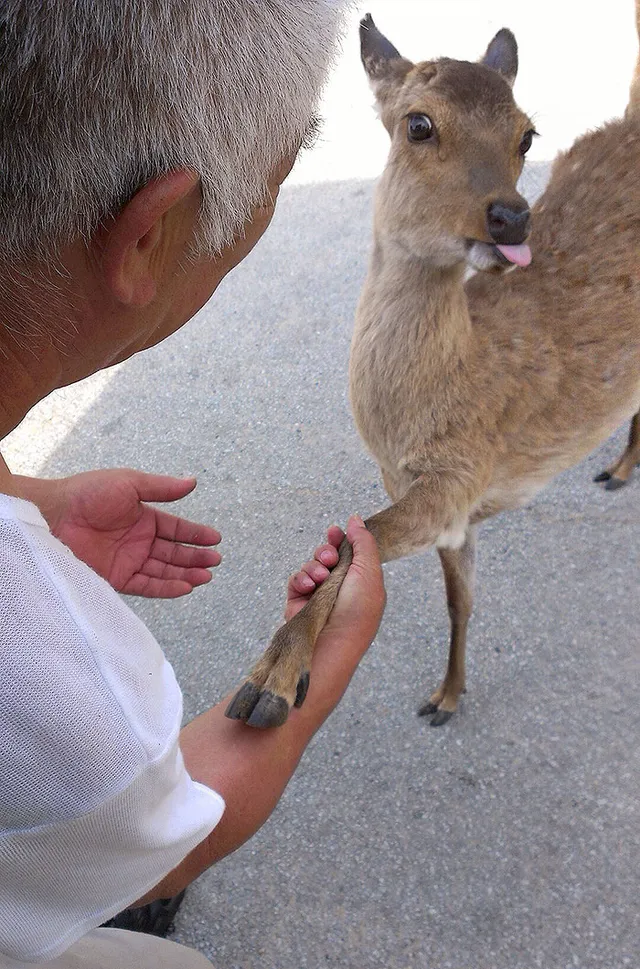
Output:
[360, 237, 473, 373]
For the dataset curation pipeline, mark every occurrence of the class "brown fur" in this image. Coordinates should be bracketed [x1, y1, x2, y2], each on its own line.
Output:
[226, 8, 640, 729]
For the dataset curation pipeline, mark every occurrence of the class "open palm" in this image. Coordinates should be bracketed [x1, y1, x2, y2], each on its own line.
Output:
[43, 469, 221, 598]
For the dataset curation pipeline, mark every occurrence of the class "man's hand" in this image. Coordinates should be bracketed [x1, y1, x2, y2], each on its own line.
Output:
[285, 515, 386, 714]
[286, 517, 385, 646]
[15, 469, 221, 598]
[285, 523, 345, 621]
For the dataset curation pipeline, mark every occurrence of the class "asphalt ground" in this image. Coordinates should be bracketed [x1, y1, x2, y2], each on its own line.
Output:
[4, 4, 639, 968]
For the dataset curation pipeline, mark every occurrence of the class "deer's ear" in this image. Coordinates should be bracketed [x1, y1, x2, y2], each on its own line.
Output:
[481, 28, 518, 87]
[360, 13, 412, 98]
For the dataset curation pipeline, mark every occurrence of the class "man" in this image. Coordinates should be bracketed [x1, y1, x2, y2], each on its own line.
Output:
[0, 2, 385, 967]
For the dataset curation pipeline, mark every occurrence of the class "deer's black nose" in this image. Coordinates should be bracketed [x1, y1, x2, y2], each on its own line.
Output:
[486, 201, 531, 245]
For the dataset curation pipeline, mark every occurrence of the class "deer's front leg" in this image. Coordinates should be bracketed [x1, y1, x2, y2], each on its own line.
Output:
[227, 474, 474, 728]
[226, 539, 354, 727]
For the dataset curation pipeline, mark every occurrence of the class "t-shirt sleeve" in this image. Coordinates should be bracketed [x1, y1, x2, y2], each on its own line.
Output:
[0, 498, 225, 964]
[0, 740, 224, 964]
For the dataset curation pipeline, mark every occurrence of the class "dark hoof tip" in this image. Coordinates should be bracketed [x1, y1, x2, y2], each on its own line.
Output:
[417, 702, 439, 717]
[294, 671, 310, 708]
[225, 682, 261, 721]
[430, 710, 454, 727]
[605, 476, 626, 491]
[593, 470, 611, 482]
[246, 691, 290, 729]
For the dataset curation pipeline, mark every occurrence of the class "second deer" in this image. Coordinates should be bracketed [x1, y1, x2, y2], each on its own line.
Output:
[227, 8, 640, 728]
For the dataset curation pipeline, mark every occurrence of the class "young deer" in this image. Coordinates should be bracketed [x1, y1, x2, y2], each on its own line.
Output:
[226, 9, 640, 729]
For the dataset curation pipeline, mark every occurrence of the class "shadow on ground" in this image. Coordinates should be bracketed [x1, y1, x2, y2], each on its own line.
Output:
[40, 169, 639, 969]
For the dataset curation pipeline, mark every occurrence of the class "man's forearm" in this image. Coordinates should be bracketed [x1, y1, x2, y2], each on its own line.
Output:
[132, 697, 311, 903]
[134, 629, 369, 904]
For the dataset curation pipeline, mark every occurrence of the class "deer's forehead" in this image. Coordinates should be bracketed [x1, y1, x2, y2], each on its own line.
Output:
[400, 58, 527, 131]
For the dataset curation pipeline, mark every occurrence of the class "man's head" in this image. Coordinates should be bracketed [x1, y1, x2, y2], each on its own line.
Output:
[0, 0, 349, 263]
[0, 1, 352, 411]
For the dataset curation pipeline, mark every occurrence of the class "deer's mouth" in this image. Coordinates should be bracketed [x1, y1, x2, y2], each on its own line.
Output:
[465, 239, 532, 273]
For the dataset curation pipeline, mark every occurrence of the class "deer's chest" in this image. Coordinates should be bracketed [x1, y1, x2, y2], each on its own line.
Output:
[349, 329, 432, 473]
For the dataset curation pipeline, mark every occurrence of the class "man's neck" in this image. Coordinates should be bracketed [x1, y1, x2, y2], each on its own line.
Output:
[0, 250, 106, 441]
[0, 452, 22, 497]
[0, 315, 65, 440]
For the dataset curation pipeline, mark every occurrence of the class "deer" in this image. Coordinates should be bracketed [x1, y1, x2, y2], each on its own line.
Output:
[226, 7, 640, 729]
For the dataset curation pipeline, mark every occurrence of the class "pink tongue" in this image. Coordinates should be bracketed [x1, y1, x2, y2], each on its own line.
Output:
[496, 243, 532, 267]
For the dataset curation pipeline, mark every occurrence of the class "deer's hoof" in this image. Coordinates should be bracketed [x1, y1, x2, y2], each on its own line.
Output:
[429, 709, 454, 727]
[225, 671, 310, 728]
[594, 467, 635, 490]
[418, 701, 439, 717]
[418, 702, 454, 726]
[604, 475, 627, 491]
[417, 688, 462, 726]
[247, 691, 290, 728]
[294, 671, 310, 708]
[225, 681, 261, 721]
[225, 682, 289, 728]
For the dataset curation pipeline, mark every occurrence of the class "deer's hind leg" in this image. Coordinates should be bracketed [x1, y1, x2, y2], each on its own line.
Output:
[594, 411, 640, 490]
[419, 525, 477, 726]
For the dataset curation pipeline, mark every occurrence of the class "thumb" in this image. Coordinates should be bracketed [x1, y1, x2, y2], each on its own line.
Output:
[345, 515, 381, 573]
[131, 472, 197, 503]
[340, 515, 386, 634]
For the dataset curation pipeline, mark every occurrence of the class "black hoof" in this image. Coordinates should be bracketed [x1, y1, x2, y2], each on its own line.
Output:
[246, 691, 290, 729]
[294, 671, 310, 708]
[605, 476, 626, 491]
[225, 681, 261, 721]
[593, 470, 612, 482]
[417, 701, 439, 717]
[430, 709, 454, 727]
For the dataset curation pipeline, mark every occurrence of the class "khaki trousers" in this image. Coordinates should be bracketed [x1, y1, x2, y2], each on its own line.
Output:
[1, 929, 214, 968]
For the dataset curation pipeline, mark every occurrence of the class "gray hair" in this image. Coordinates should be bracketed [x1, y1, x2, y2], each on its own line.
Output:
[0, 0, 351, 262]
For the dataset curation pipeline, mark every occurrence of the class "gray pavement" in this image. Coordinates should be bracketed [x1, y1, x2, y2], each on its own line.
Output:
[6, 4, 640, 968]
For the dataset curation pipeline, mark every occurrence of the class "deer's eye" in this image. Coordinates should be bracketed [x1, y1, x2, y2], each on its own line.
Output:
[407, 114, 435, 143]
[519, 129, 536, 155]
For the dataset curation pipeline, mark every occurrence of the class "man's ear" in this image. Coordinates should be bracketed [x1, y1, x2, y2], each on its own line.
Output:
[359, 13, 412, 101]
[99, 170, 201, 307]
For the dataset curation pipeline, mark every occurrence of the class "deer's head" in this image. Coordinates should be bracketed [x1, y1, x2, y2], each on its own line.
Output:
[361, 14, 535, 273]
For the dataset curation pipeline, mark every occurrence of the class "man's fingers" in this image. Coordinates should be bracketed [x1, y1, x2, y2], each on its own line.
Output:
[286, 525, 346, 602]
[289, 571, 316, 596]
[155, 509, 221, 546]
[122, 574, 196, 599]
[138, 558, 214, 586]
[314, 543, 339, 568]
[288, 561, 330, 597]
[151, 537, 221, 569]
[326, 525, 345, 549]
[131, 471, 198, 503]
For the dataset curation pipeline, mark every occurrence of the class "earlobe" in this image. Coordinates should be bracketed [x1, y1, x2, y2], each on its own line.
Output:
[98, 170, 200, 308]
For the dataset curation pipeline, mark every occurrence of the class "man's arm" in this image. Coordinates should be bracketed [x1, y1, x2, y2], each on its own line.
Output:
[134, 516, 385, 903]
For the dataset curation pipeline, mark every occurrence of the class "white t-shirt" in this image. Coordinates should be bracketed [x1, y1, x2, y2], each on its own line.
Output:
[0, 494, 225, 965]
